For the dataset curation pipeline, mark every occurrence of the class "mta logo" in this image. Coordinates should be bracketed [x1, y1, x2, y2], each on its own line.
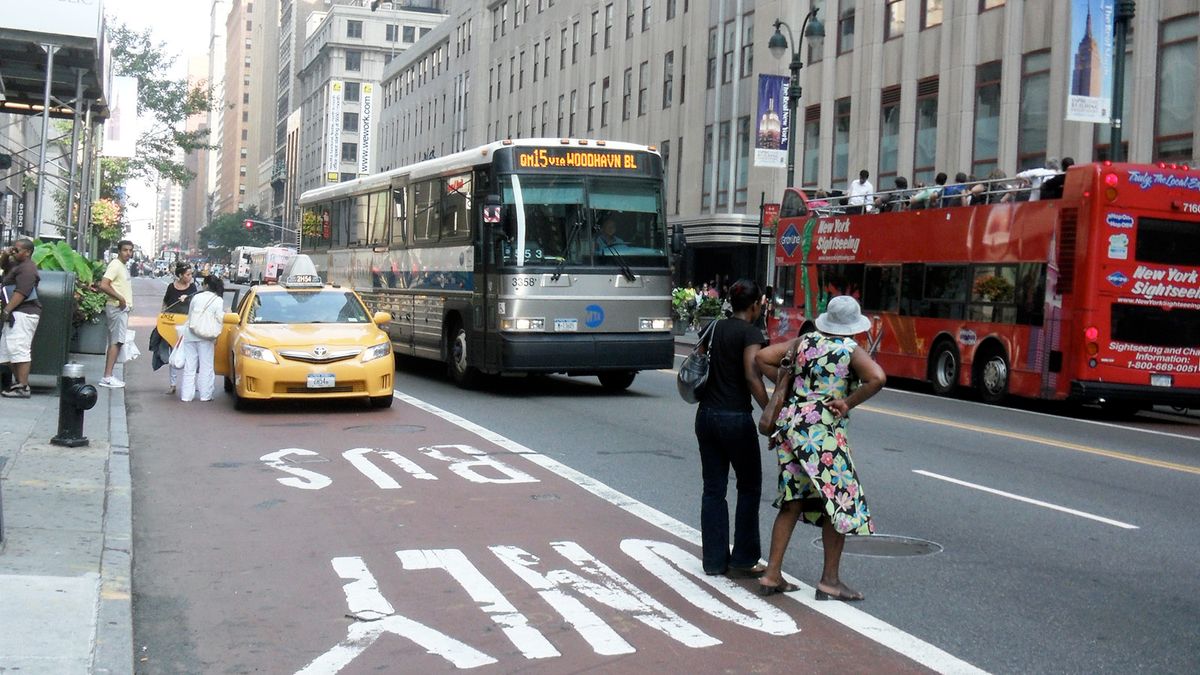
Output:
[780, 223, 803, 257]
[1107, 271, 1128, 287]
[585, 304, 605, 328]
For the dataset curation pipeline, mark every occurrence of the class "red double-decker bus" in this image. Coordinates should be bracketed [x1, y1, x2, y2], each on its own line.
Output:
[770, 162, 1200, 412]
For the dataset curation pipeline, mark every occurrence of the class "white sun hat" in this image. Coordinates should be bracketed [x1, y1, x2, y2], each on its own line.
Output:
[815, 296, 872, 336]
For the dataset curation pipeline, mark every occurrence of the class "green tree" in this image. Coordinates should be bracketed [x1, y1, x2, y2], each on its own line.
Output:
[198, 209, 275, 257]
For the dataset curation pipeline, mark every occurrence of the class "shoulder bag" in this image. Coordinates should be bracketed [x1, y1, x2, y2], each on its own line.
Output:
[758, 338, 800, 436]
[676, 320, 719, 404]
[189, 295, 223, 340]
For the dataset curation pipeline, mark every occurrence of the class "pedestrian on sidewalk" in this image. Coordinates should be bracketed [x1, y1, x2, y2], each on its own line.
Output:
[693, 278, 770, 577]
[179, 275, 224, 402]
[160, 262, 197, 395]
[97, 240, 134, 388]
[754, 295, 886, 601]
[0, 239, 42, 398]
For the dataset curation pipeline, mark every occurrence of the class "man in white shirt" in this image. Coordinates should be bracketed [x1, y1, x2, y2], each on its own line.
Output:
[1015, 158, 1060, 201]
[846, 170, 874, 213]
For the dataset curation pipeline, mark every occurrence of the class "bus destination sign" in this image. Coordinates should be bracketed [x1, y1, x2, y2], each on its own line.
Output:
[495, 146, 661, 178]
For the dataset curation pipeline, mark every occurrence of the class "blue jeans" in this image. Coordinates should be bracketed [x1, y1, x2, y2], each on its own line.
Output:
[695, 405, 762, 574]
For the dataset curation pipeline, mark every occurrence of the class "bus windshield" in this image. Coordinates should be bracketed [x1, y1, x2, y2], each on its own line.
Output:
[500, 175, 666, 267]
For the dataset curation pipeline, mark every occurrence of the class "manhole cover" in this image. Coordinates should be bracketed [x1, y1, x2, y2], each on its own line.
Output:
[810, 534, 942, 558]
[342, 424, 426, 434]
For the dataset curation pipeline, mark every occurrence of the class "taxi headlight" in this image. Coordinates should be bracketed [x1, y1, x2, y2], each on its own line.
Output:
[362, 342, 392, 363]
[639, 317, 672, 331]
[499, 317, 545, 331]
[240, 344, 278, 363]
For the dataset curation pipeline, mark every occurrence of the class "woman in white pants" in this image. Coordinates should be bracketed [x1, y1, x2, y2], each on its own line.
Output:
[180, 275, 225, 402]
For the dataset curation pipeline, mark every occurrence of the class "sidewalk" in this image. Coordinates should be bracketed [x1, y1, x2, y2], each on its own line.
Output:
[0, 354, 131, 674]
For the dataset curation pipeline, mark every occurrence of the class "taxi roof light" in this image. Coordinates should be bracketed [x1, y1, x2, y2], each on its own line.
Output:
[279, 254, 324, 288]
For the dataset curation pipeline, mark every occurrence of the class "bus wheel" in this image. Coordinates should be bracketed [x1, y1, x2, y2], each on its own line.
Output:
[448, 324, 481, 388]
[598, 371, 636, 391]
[929, 342, 960, 396]
[975, 348, 1009, 404]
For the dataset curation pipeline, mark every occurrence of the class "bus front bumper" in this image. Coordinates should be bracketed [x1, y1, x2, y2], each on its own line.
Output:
[1070, 381, 1200, 408]
[500, 332, 675, 373]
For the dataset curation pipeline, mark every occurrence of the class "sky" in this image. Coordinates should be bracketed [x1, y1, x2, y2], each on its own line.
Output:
[104, 0, 212, 252]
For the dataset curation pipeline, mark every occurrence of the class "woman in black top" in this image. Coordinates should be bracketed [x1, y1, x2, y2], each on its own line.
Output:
[694, 278, 770, 576]
[160, 263, 197, 395]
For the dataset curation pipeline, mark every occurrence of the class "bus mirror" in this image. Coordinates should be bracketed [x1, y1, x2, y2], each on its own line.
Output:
[671, 223, 684, 254]
[483, 195, 502, 229]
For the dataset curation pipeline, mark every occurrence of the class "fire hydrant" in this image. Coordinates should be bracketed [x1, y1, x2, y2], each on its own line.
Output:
[51, 363, 98, 448]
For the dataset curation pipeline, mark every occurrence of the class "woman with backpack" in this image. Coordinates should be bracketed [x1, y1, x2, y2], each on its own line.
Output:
[179, 275, 225, 402]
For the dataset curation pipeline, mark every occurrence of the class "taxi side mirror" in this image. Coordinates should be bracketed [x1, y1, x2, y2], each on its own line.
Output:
[223, 311, 240, 325]
[373, 311, 392, 325]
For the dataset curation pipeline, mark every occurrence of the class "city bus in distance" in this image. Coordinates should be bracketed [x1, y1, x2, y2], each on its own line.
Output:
[296, 138, 674, 389]
[770, 162, 1200, 412]
[230, 246, 265, 284]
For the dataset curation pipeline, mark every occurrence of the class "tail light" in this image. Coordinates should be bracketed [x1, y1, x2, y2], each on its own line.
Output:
[1084, 326, 1100, 361]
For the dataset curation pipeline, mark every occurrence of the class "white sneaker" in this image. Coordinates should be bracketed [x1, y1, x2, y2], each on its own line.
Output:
[97, 376, 125, 388]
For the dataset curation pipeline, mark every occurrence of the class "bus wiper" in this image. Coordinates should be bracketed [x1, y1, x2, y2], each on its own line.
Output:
[600, 236, 637, 282]
[552, 216, 584, 281]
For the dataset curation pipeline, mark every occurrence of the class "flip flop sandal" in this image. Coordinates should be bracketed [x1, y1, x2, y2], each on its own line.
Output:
[726, 564, 767, 578]
[757, 581, 801, 596]
[815, 587, 864, 602]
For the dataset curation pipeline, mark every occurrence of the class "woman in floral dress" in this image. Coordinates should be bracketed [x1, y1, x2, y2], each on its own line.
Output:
[754, 296, 886, 601]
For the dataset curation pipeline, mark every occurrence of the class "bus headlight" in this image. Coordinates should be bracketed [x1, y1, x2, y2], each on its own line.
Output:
[240, 344, 278, 363]
[500, 317, 545, 331]
[639, 318, 672, 331]
[361, 342, 392, 363]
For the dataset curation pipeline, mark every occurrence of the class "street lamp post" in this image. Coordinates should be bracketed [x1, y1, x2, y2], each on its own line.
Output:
[769, 5, 825, 189]
[1109, 0, 1135, 162]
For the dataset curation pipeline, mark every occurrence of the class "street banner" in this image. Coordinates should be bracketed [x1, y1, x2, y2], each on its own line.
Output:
[358, 83, 374, 176]
[1066, 0, 1115, 123]
[326, 80, 344, 183]
[102, 76, 138, 158]
[762, 203, 780, 232]
[754, 75, 789, 168]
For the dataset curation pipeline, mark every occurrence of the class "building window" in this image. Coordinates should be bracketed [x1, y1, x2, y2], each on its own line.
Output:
[716, 120, 731, 208]
[626, 0, 635, 39]
[588, 82, 596, 130]
[879, 87, 901, 179]
[605, 3, 613, 48]
[680, 45, 686, 103]
[601, 76, 611, 126]
[347, 20, 363, 39]
[740, 16, 753, 78]
[736, 115, 749, 205]
[922, 0, 943, 29]
[557, 94, 565, 136]
[509, 56, 515, 92]
[706, 28, 717, 89]
[544, 36, 551, 74]
[560, 27, 568, 68]
[662, 51, 674, 108]
[386, 24, 399, 42]
[667, 0, 676, 21]
[403, 25, 415, 42]
[1154, 17, 1197, 162]
[531, 106, 537, 136]
[637, 61, 649, 115]
[885, 1, 905, 41]
[838, 3, 855, 54]
[833, 98, 851, 186]
[721, 20, 735, 83]
[502, 2, 509, 35]
[702, 124, 713, 208]
[240, 165, 247, 176]
[1018, 50, 1050, 170]
[591, 11, 599, 55]
[344, 81, 360, 102]
[420, 27, 430, 39]
[622, 67, 633, 120]
[346, 50, 362, 71]
[642, 0, 651, 31]
[980, 0, 1005, 11]
[572, 21, 580, 64]
[533, 42, 540, 81]
[972, 61, 1002, 176]
[243, 92, 250, 104]
[541, 101, 549, 135]
[802, 105, 820, 187]
[241, 128, 248, 140]
[242, 110, 249, 122]
[569, 89, 578, 135]
[661, 138, 671, 210]
[343, 112, 359, 133]
[519, 51, 525, 88]
[914, 77, 939, 183]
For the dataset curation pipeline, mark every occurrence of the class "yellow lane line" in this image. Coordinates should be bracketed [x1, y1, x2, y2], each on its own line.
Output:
[859, 405, 1200, 476]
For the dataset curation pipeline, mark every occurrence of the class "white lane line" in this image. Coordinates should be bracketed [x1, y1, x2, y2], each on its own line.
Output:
[913, 470, 1139, 530]
[392, 389, 985, 675]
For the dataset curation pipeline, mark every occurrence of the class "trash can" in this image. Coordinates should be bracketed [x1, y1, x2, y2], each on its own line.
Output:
[29, 270, 77, 380]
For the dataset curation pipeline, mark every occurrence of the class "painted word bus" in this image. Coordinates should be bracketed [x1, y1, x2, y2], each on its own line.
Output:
[297, 139, 674, 389]
[771, 162, 1200, 412]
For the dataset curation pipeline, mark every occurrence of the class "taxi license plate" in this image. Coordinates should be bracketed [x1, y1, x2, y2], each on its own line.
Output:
[307, 373, 336, 389]
[554, 318, 578, 332]
[1150, 374, 1172, 387]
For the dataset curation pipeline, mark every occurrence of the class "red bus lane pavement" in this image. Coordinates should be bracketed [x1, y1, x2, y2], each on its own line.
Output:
[126, 286, 977, 673]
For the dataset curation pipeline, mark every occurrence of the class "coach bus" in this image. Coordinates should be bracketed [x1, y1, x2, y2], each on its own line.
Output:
[297, 138, 674, 389]
[770, 161, 1200, 413]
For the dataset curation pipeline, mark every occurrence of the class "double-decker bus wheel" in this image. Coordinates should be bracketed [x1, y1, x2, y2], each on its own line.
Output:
[598, 371, 637, 391]
[929, 341, 960, 397]
[447, 322, 481, 389]
[974, 346, 1009, 404]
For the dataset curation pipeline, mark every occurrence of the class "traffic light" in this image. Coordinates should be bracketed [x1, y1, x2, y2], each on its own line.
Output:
[244, 219, 253, 230]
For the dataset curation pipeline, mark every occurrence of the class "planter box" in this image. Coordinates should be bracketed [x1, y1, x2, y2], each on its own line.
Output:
[70, 321, 109, 355]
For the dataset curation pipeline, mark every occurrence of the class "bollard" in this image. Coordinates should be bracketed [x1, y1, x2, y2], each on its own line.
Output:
[51, 362, 98, 448]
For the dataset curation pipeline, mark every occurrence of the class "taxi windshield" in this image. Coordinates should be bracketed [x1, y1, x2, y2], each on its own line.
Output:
[248, 290, 371, 324]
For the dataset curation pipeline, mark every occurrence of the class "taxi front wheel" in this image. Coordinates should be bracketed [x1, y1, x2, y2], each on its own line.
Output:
[369, 395, 394, 409]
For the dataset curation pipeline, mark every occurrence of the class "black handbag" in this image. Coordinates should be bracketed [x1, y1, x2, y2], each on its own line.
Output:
[677, 320, 719, 404]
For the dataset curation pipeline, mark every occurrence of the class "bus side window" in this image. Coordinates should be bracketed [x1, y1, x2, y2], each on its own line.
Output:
[900, 263, 925, 316]
[391, 187, 407, 246]
[863, 265, 900, 312]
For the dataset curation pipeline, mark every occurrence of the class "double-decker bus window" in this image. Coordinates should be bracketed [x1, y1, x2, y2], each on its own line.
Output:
[862, 265, 900, 312]
[900, 263, 925, 316]
[1112, 304, 1200, 349]
[1015, 263, 1047, 326]
[969, 264, 1018, 324]
[442, 174, 473, 241]
[924, 265, 969, 319]
[1136, 217, 1200, 266]
[776, 265, 796, 308]
[780, 190, 807, 218]
[817, 264, 865, 302]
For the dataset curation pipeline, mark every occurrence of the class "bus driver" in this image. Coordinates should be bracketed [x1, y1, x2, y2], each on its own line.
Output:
[595, 214, 626, 252]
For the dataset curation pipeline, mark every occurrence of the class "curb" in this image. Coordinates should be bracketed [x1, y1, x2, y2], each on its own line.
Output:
[93, 379, 133, 675]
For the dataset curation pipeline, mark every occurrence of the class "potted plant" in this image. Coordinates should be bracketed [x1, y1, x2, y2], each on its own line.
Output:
[671, 287, 696, 334]
[693, 295, 724, 331]
[32, 240, 110, 353]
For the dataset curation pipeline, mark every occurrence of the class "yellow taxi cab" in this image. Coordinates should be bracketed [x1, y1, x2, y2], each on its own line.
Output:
[214, 255, 395, 410]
